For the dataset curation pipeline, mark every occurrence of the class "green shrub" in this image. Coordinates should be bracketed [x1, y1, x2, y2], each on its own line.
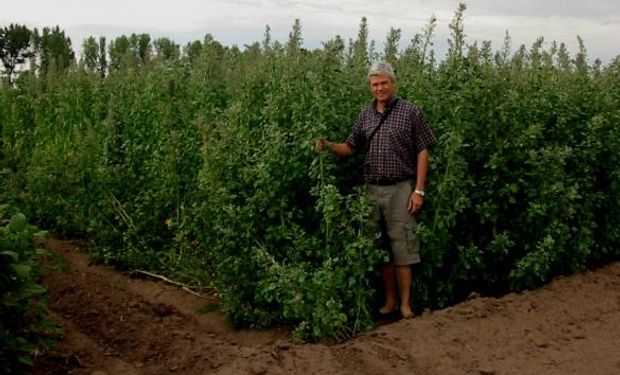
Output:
[0, 208, 57, 374]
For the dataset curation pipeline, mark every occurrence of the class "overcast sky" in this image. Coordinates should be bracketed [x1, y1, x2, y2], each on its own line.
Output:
[3, 0, 619, 63]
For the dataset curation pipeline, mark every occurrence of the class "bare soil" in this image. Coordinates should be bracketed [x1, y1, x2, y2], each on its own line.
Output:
[33, 238, 620, 375]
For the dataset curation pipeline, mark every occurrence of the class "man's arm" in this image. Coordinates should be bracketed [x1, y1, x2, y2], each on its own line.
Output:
[408, 148, 429, 214]
[315, 138, 355, 157]
[414, 148, 429, 192]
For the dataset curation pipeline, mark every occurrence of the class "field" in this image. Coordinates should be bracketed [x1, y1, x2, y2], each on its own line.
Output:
[1, 5, 620, 373]
[33, 238, 620, 374]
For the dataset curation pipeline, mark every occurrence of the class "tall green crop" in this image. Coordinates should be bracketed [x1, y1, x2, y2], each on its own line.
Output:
[1, 7, 619, 339]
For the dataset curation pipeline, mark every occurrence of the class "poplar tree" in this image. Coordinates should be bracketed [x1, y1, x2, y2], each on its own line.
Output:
[34, 26, 75, 76]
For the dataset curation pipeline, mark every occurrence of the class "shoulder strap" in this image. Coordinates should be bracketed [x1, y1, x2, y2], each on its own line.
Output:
[364, 98, 399, 153]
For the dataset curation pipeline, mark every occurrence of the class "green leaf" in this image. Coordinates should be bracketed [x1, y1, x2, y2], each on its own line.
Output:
[11, 263, 31, 278]
[24, 284, 47, 295]
[1, 250, 19, 262]
[35, 248, 50, 256]
[9, 212, 27, 233]
[18, 355, 34, 366]
[33, 230, 49, 242]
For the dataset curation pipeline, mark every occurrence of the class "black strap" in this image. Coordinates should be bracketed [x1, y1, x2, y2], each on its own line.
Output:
[364, 98, 399, 153]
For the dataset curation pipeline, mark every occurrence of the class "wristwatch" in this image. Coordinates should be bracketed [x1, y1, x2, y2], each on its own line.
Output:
[414, 189, 425, 197]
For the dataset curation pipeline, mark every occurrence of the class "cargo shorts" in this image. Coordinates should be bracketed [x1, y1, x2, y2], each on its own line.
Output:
[366, 180, 421, 265]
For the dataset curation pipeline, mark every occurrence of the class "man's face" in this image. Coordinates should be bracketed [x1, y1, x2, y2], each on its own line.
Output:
[369, 74, 395, 104]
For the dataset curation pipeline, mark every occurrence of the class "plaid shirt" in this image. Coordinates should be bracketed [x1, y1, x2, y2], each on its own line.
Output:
[346, 97, 437, 184]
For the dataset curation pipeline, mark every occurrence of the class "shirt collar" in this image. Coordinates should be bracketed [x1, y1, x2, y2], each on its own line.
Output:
[373, 96, 399, 114]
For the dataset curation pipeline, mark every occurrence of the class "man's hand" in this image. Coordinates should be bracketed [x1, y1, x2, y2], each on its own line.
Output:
[315, 139, 354, 157]
[408, 192, 423, 214]
[315, 138, 329, 152]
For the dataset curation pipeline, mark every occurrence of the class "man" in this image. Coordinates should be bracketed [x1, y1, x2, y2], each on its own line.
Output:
[316, 61, 436, 319]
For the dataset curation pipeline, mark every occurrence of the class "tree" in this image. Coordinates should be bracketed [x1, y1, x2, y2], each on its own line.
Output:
[109, 35, 130, 71]
[98, 36, 107, 78]
[81, 36, 108, 77]
[129, 33, 151, 66]
[183, 40, 202, 66]
[0, 24, 33, 85]
[109, 33, 151, 69]
[154, 37, 179, 61]
[35, 26, 75, 76]
[81, 36, 98, 73]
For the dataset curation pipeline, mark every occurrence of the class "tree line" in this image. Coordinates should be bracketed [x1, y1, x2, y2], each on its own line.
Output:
[0, 23, 207, 85]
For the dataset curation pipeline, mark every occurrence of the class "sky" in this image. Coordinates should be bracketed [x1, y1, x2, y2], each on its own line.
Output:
[2, 0, 619, 63]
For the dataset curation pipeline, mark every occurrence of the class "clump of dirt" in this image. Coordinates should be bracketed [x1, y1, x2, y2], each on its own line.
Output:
[34, 238, 620, 375]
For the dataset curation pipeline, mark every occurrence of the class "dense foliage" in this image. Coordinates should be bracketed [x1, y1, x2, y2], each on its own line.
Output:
[1, 6, 619, 339]
[0, 205, 56, 374]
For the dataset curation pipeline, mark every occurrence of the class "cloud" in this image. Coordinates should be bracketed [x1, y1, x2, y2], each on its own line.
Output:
[425, 0, 620, 19]
[2, 0, 618, 62]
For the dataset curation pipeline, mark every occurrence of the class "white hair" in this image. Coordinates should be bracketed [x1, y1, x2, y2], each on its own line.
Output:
[367, 61, 396, 81]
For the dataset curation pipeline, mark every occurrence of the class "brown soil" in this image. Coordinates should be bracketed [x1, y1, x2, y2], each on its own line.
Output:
[33, 238, 620, 375]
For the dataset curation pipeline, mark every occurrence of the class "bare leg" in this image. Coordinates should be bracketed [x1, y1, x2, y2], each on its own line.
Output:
[396, 265, 413, 317]
[379, 263, 398, 314]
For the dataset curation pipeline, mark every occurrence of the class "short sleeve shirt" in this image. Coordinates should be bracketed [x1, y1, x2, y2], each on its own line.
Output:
[345, 97, 437, 183]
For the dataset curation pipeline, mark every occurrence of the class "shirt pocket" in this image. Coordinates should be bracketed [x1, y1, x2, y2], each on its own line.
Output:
[388, 123, 413, 151]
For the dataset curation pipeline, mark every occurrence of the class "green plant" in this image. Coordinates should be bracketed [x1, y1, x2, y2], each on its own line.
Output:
[1, 9, 619, 340]
[0, 208, 58, 374]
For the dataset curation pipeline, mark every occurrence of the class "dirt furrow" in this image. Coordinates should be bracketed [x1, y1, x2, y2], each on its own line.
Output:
[34, 238, 620, 375]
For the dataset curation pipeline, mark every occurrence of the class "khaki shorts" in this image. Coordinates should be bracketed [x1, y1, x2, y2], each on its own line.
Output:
[366, 180, 421, 265]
